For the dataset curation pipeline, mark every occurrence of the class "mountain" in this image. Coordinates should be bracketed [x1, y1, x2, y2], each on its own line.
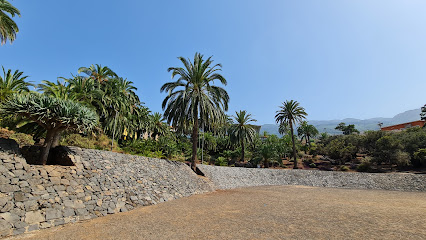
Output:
[260, 108, 422, 136]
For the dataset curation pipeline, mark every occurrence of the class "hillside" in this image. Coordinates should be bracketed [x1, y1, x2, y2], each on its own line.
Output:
[260, 108, 422, 135]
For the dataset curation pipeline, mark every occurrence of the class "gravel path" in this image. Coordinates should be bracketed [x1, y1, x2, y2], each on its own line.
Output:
[7, 186, 426, 240]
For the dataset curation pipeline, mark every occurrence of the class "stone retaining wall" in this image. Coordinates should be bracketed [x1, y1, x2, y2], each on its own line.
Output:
[198, 165, 426, 191]
[0, 143, 214, 237]
[2, 138, 426, 238]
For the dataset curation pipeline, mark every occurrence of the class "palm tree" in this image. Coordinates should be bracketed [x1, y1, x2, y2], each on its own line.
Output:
[161, 53, 229, 171]
[38, 79, 72, 100]
[0, 67, 32, 101]
[275, 100, 307, 169]
[78, 64, 118, 85]
[101, 77, 142, 138]
[229, 110, 257, 162]
[0, 0, 20, 45]
[148, 112, 169, 140]
[297, 121, 318, 147]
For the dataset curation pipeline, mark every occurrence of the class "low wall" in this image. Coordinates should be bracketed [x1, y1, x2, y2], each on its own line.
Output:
[198, 165, 426, 191]
[0, 143, 214, 237]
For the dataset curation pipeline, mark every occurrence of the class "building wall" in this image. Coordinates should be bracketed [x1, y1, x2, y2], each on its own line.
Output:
[381, 120, 425, 131]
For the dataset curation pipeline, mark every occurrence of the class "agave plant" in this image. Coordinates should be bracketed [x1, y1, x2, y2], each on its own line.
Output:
[0, 94, 98, 164]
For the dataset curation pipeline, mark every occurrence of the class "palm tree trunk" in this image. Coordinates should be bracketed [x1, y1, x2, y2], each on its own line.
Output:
[290, 122, 298, 169]
[191, 114, 199, 172]
[241, 140, 245, 163]
[40, 129, 57, 165]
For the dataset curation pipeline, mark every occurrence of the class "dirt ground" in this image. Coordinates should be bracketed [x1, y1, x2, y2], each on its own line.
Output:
[7, 186, 426, 240]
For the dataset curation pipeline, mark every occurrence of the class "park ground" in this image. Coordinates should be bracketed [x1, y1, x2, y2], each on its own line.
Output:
[7, 185, 426, 240]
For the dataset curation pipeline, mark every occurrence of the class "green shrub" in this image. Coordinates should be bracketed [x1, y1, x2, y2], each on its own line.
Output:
[60, 133, 120, 151]
[60, 134, 95, 149]
[339, 165, 349, 171]
[357, 158, 372, 172]
[309, 163, 317, 168]
[10, 132, 34, 146]
[215, 157, 227, 166]
[414, 149, 426, 166]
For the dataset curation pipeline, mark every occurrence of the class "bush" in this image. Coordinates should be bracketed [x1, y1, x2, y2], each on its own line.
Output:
[357, 158, 372, 172]
[10, 132, 34, 146]
[309, 163, 317, 168]
[60, 133, 120, 151]
[215, 157, 228, 166]
[414, 149, 426, 166]
[339, 165, 349, 171]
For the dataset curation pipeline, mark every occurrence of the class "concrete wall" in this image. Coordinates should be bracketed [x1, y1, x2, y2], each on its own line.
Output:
[198, 165, 426, 191]
[0, 143, 213, 237]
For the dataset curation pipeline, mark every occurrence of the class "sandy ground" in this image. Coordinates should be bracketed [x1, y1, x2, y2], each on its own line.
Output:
[7, 186, 426, 240]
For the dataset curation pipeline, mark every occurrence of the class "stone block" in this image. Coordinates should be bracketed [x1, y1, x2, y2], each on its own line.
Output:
[24, 200, 39, 211]
[0, 219, 12, 237]
[27, 224, 39, 232]
[45, 209, 63, 220]
[24, 211, 44, 224]
[63, 208, 75, 217]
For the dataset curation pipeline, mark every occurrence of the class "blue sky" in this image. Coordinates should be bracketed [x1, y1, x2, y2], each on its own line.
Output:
[2, 0, 425, 124]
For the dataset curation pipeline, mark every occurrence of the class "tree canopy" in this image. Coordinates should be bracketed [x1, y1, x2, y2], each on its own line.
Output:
[161, 52, 229, 170]
[0, 94, 98, 164]
[0, 0, 20, 45]
[275, 100, 307, 168]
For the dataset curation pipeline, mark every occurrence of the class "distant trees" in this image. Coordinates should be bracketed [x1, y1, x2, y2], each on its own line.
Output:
[0, 0, 20, 45]
[161, 53, 229, 171]
[229, 110, 257, 162]
[0, 94, 98, 164]
[275, 100, 307, 169]
[297, 121, 318, 146]
[335, 122, 359, 135]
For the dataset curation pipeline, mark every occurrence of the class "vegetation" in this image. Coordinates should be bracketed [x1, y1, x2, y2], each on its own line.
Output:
[0, 49, 424, 175]
[0, 67, 32, 102]
[161, 53, 229, 171]
[0, 94, 98, 164]
[275, 100, 307, 169]
[318, 126, 426, 171]
[229, 110, 257, 162]
[297, 121, 318, 147]
[0, 0, 20, 45]
[335, 122, 359, 135]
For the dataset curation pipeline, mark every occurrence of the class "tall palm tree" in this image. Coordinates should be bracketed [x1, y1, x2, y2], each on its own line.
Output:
[229, 110, 257, 162]
[275, 100, 307, 169]
[0, 0, 20, 45]
[161, 53, 229, 171]
[78, 64, 118, 85]
[0, 67, 32, 101]
[297, 121, 318, 146]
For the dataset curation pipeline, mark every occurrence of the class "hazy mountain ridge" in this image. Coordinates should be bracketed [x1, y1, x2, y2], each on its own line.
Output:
[260, 108, 422, 135]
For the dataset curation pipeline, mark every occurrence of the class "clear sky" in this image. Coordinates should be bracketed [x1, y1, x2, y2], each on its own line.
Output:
[2, 0, 425, 124]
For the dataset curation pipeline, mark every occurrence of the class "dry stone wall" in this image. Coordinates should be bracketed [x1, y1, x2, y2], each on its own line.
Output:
[0, 142, 214, 237]
[198, 165, 426, 191]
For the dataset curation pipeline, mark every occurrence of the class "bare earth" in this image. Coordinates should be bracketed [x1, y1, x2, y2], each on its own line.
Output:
[8, 186, 426, 240]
